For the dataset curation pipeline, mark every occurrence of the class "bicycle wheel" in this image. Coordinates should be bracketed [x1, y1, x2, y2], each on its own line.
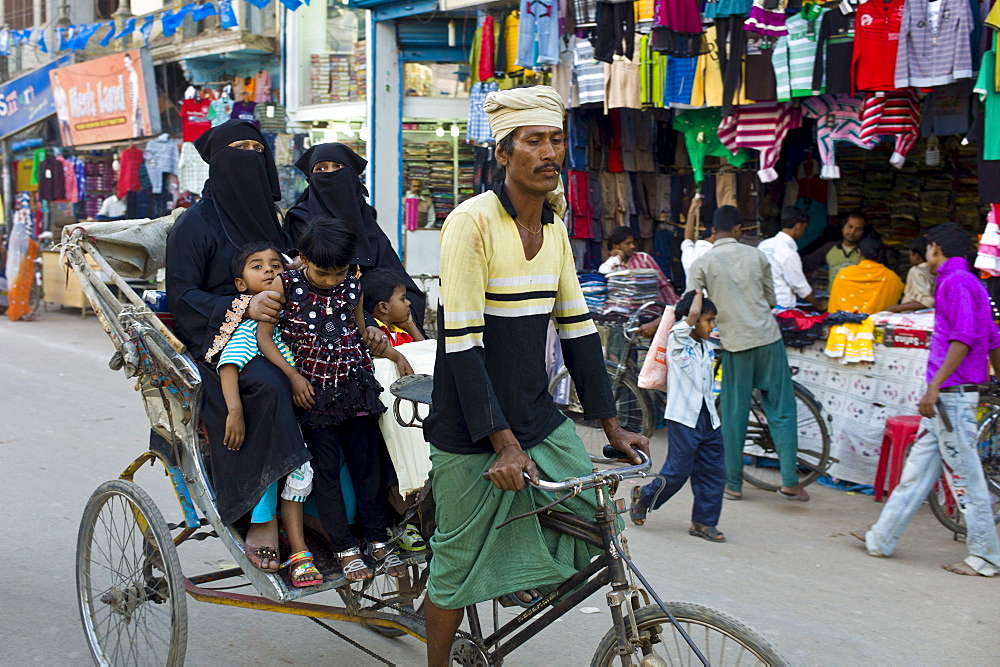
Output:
[590, 603, 786, 667]
[928, 397, 1000, 535]
[550, 361, 654, 458]
[336, 553, 428, 638]
[77, 479, 187, 666]
[725, 384, 831, 491]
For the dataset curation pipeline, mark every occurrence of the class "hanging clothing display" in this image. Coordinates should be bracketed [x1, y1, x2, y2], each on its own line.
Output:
[517, 0, 560, 68]
[893, 0, 974, 89]
[651, 0, 705, 57]
[37, 154, 65, 201]
[595, 0, 637, 62]
[180, 97, 211, 142]
[673, 108, 750, 184]
[920, 81, 973, 137]
[178, 141, 210, 195]
[745, 33, 778, 101]
[858, 91, 921, 169]
[574, 38, 606, 105]
[851, 0, 905, 92]
[717, 102, 802, 182]
[772, 4, 827, 101]
[143, 135, 180, 194]
[744, 0, 790, 37]
[479, 15, 496, 82]
[800, 95, 873, 179]
[812, 4, 855, 96]
[116, 145, 145, 200]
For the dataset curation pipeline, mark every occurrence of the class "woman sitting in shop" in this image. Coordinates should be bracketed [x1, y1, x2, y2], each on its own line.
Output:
[827, 236, 904, 315]
[286, 142, 426, 328]
[164, 120, 390, 572]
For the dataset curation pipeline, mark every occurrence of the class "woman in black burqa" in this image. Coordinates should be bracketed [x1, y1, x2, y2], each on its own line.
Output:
[165, 119, 306, 572]
[286, 142, 426, 327]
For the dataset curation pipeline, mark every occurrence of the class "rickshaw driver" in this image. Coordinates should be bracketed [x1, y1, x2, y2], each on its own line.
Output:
[420, 85, 650, 667]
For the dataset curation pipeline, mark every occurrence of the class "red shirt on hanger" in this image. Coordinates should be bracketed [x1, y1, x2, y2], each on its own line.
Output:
[116, 146, 145, 200]
[180, 98, 211, 142]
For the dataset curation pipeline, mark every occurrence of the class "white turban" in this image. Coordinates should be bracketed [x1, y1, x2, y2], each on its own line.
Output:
[483, 85, 566, 142]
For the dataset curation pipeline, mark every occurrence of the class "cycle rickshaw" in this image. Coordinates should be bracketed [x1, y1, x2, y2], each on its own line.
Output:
[65, 216, 786, 666]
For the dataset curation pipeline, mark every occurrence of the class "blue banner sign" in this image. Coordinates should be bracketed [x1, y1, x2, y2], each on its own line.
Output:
[0, 55, 73, 140]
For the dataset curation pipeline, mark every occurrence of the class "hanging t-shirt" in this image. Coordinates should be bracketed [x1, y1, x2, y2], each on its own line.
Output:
[573, 38, 605, 105]
[851, 0, 905, 92]
[38, 156, 65, 201]
[254, 69, 272, 103]
[772, 5, 827, 101]
[15, 159, 35, 192]
[116, 146, 145, 200]
[207, 96, 234, 127]
[920, 80, 973, 137]
[180, 98, 211, 142]
[253, 103, 288, 134]
[745, 34, 777, 101]
[812, 6, 854, 95]
[893, 0, 974, 88]
[974, 47, 1000, 160]
[231, 101, 259, 127]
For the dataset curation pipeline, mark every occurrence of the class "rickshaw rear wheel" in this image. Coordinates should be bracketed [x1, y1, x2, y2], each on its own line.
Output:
[77, 479, 187, 666]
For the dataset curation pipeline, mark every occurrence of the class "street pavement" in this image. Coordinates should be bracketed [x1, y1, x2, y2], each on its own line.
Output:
[2, 308, 998, 665]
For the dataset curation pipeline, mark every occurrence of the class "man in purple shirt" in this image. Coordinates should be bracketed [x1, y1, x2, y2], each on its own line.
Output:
[852, 223, 1000, 577]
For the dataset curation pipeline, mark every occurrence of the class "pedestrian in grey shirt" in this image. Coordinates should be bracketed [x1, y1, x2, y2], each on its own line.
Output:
[688, 206, 808, 502]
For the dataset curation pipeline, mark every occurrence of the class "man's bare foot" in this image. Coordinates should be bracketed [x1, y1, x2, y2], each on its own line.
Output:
[942, 561, 990, 576]
[849, 530, 867, 543]
[245, 518, 280, 572]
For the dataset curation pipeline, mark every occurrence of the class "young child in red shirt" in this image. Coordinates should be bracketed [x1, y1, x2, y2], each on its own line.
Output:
[361, 269, 425, 376]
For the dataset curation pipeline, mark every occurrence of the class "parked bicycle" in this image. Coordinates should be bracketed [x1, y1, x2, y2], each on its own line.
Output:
[550, 302, 834, 489]
[928, 387, 1000, 537]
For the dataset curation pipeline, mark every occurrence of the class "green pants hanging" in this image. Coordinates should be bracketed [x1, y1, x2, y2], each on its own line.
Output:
[720, 340, 799, 492]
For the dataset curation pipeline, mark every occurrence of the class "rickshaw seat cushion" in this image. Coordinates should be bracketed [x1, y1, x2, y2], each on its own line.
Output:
[390, 373, 434, 406]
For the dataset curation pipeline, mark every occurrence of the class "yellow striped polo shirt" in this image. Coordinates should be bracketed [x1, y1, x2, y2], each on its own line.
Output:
[424, 185, 614, 455]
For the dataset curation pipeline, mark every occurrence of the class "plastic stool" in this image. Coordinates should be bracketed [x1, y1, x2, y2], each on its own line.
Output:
[873, 415, 924, 501]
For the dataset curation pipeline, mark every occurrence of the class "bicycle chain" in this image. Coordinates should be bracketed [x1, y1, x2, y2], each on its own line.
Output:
[307, 617, 396, 666]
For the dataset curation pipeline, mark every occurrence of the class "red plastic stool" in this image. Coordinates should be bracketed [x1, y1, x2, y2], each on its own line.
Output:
[873, 415, 924, 501]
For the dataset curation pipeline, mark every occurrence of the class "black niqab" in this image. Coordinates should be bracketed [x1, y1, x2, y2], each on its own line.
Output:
[195, 119, 286, 249]
[291, 143, 376, 266]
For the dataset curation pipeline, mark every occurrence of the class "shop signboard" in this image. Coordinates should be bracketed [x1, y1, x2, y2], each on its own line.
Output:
[0, 55, 73, 140]
[49, 49, 161, 147]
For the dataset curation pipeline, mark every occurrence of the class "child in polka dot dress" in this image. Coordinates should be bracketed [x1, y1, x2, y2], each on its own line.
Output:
[257, 216, 405, 582]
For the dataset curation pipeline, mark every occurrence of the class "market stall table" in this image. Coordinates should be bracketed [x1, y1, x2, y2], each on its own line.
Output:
[785, 312, 934, 485]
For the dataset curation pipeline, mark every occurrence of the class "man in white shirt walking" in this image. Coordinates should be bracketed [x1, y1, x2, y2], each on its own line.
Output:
[758, 207, 827, 311]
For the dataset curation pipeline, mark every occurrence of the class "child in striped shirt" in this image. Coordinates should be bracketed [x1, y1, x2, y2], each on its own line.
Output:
[217, 241, 320, 587]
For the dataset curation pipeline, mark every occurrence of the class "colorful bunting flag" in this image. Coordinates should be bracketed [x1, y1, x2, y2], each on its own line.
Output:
[218, 0, 239, 28]
[245, 0, 272, 7]
[161, 3, 194, 37]
[116, 17, 136, 41]
[191, 3, 218, 22]
[70, 23, 100, 50]
[277, 0, 303, 9]
[139, 14, 155, 47]
[36, 29, 47, 53]
[99, 21, 116, 47]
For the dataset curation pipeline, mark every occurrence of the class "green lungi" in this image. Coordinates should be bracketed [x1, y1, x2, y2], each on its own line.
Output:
[720, 339, 799, 492]
[427, 419, 603, 610]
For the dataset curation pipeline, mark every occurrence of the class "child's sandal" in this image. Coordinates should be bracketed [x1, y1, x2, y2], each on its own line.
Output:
[367, 540, 407, 578]
[281, 550, 324, 588]
[335, 546, 373, 582]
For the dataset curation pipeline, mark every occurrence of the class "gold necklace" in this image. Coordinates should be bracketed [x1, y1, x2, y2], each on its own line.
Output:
[514, 217, 542, 235]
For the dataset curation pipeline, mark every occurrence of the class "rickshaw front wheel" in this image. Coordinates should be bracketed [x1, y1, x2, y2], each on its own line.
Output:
[77, 479, 187, 666]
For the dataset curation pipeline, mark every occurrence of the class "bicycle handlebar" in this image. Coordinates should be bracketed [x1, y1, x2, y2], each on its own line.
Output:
[480, 448, 652, 492]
